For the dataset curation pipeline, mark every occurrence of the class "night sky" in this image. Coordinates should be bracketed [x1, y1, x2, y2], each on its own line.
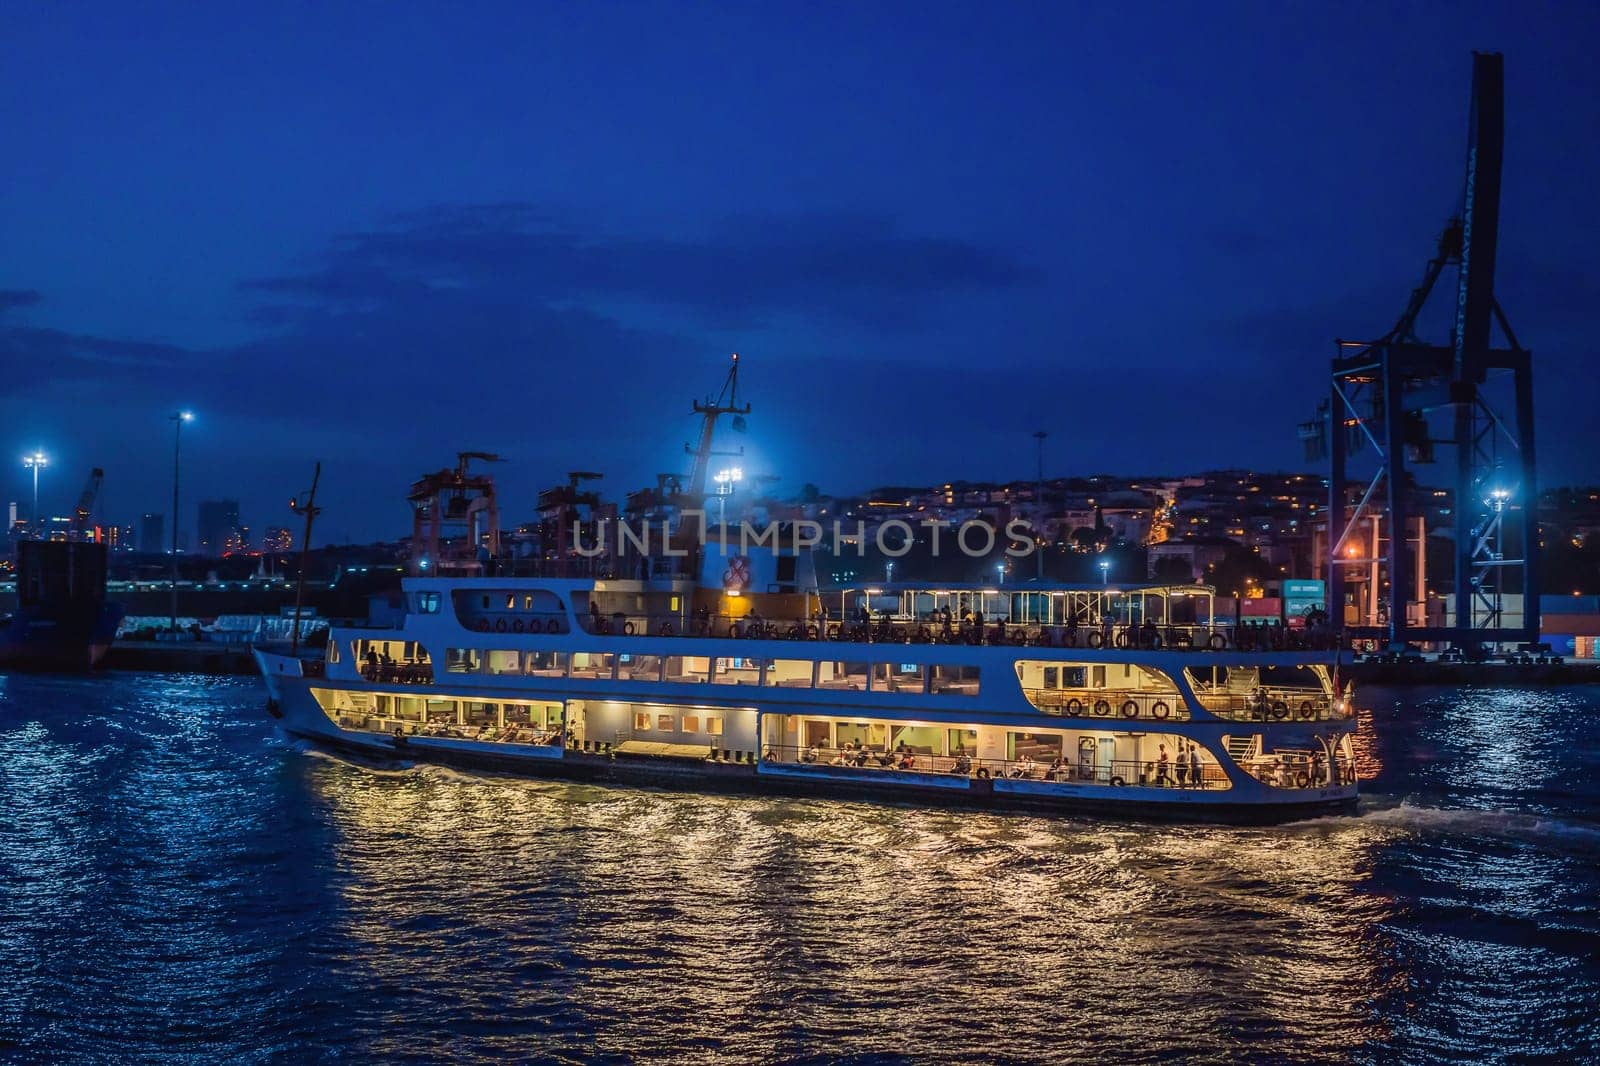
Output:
[4, 4, 1598, 545]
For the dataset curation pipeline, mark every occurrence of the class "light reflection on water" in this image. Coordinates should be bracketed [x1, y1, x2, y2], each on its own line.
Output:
[1, 674, 1597, 1063]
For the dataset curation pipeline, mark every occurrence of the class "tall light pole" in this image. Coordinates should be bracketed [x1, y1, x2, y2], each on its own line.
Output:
[169, 411, 193, 633]
[1098, 557, 1111, 586]
[1033, 430, 1047, 579]
[22, 451, 47, 535]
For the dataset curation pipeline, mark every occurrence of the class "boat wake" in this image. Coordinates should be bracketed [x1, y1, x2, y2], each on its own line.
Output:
[1308, 799, 1600, 850]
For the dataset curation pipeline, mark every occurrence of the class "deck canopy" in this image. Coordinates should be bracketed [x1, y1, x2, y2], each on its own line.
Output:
[821, 581, 1218, 629]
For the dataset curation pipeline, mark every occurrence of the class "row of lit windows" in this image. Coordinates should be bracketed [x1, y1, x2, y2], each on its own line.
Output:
[634, 710, 723, 735]
[441, 649, 981, 696]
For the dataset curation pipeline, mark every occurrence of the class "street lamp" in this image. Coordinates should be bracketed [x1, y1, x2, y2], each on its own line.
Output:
[1098, 557, 1111, 586]
[712, 465, 743, 534]
[169, 411, 193, 633]
[21, 451, 47, 534]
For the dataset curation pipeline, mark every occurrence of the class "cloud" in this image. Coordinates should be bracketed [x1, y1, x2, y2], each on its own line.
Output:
[242, 204, 1042, 332]
[0, 289, 42, 314]
[0, 322, 191, 386]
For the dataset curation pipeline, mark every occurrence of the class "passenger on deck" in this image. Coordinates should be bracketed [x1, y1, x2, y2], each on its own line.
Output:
[1011, 754, 1035, 778]
[952, 752, 972, 774]
[1189, 745, 1203, 787]
[1155, 745, 1172, 786]
[1175, 750, 1189, 787]
[897, 751, 916, 770]
[852, 748, 870, 768]
[763, 748, 777, 763]
[802, 745, 820, 763]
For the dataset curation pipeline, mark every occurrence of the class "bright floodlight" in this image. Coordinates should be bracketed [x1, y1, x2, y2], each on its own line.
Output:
[713, 466, 743, 485]
[22, 451, 47, 468]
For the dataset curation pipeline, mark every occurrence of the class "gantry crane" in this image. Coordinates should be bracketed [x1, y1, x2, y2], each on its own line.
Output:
[1309, 53, 1536, 649]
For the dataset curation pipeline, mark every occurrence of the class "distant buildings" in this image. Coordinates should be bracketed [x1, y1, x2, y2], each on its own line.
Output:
[197, 499, 241, 556]
[262, 526, 293, 553]
[139, 513, 165, 553]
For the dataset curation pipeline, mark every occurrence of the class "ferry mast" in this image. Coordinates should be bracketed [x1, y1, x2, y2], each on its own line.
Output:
[685, 353, 751, 501]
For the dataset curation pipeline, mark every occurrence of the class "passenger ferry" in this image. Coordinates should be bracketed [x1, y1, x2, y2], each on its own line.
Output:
[256, 359, 1361, 822]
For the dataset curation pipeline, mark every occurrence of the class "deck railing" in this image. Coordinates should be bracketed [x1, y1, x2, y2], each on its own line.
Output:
[1020, 688, 1192, 721]
[1193, 691, 1347, 722]
[759, 744, 1234, 789]
[569, 612, 1342, 653]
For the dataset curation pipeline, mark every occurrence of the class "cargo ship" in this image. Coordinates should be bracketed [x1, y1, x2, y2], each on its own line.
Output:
[0, 541, 125, 670]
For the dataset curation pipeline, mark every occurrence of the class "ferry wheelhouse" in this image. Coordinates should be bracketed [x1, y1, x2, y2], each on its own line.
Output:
[256, 356, 1360, 821]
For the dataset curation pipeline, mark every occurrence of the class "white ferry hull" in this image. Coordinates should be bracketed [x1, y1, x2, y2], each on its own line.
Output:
[258, 650, 1359, 824]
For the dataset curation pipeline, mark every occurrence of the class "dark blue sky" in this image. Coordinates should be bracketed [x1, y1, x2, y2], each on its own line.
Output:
[3, 3, 1597, 544]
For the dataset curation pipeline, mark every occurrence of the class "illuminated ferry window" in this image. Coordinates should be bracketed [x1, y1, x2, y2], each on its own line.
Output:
[635, 711, 651, 731]
[665, 656, 710, 683]
[929, 665, 980, 696]
[683, 714, 701, 733]
[505, 594, 516, 610]
[818, 661, 868, 691]
[571, 653, 615, 679]
[413, 591, 441, 614]
[524, 651, 567, 677]
[705, 716, 723, 736]
[657, 713, 675, 731]
[487, 650, 520, 675]
[445, 648, 482, 673]
[872, 663, 926, 693]
[765, 659, 815, 688]
[947, 728, 978, 755]
[622, 654, 663, 681]
[464, 701, 497, 727]
[1043, 667, 1059, 689]
[714, 657, 763, 685]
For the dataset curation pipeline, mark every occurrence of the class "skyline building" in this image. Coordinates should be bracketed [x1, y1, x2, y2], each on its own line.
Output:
[197, 499, 241, 557]
[139, 513, 164, 554]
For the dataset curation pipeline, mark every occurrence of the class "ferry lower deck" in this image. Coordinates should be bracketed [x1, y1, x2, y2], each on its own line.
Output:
[258, 650, 1359, 822]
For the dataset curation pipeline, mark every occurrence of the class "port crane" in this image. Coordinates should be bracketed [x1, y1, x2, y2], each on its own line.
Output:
[1307, 53, 1536, 649]
[68, 468, 104, 540]
[407, 451, 503, 575]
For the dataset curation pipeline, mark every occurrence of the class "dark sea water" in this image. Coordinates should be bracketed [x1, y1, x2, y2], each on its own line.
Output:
[1, 672, 1597, 1064]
